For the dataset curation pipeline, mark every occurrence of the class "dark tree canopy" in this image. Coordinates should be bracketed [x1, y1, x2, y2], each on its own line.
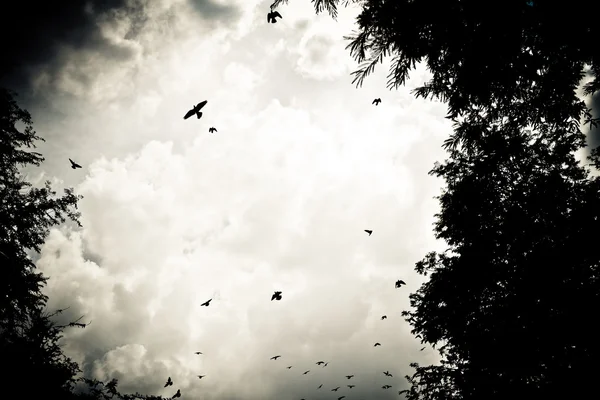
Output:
[0, 88, 165, 399]
[275, 1, 600, 399]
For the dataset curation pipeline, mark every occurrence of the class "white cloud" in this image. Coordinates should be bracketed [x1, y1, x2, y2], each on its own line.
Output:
[32, 1, 450, 399]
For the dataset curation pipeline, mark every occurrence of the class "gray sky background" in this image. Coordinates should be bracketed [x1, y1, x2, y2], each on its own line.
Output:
[5, 0, 595, 399]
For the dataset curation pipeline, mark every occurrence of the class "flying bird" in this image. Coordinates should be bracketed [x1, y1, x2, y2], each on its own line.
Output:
[183, 100, 208, 120]
[382, 385, 392, 389]
[173, 389, 181, 398]
[384, 371, 393, 377]
[322, 362, 329, 367]
[374, 342, 381, 347]
[69, 159, 82, 169]
[271, 291, 283, 301]
[346, 375, 354, 379]
[316, 361, 325, 365]
[364, 229, 372, 236]
[201, 299, 212, 306]
[395, 280, 406, 288]
[267, 10, 282, 23]
[197, 375, 205, 379]
[381, 315, 387, 320]
[194, 352, 202, 355]
[338, 396, 346, 400]
[287, 366, 292, 369]
[348, 385, 355, 389]
[420, 347, 426, 351]
[318, 384, 323, 389]
[164, 377, 173, 387]
[332, 387, 340, 392]
[271, 355, 282, 360]
[372, 98, 381, 105]
[303, 370, 310, 375]
[209, 127, 217, 133]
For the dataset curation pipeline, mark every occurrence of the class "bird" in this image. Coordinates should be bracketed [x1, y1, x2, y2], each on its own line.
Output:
[346, 375, 354, 379]
[395, 280, 406, 288]
[209, 127, 217, 133]
[382, 385, 392, 389]
[69, 158, 82, 169]
[372, 98, 381, 105]
[267, 10, 282, 23]
[332, 387, 340, 392]
[317, 384, 323, 389]
[348, 385, 355, 389]
[201, 299, 212, 306]
[164, 377, 173, 387]
[303, 370, 310, 375]
[338, 396, 346, 400]
[197, 375, 205, 379]
[374, 342, 381, 347]
[287, 366, 292, 369]
[364, 229, 372, 236]
[384, 371, 393, 377]
[271, 291, 282, 301]
[381, 315, 387, 320]
[420, 347, 426, 351]
[173, 389, 182, 398]
[271, 355, 281, 360]
[316, 361, 325, 365]
[194, 352, 202, 355]
[183, 100, 208, 120]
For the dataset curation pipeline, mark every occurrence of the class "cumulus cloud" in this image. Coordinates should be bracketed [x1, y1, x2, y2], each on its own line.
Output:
[28, 1, 450, 399]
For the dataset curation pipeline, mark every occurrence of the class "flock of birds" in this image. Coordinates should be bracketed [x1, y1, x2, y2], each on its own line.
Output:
[61, 4, 418, 400]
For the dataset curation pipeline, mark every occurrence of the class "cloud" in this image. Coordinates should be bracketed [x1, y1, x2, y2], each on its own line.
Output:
[28, 1, 450, 399]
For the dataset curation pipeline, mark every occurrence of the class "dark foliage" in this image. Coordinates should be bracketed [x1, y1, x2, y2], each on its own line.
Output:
[0, 88, 165, 399]
[278, 1, 600, 399]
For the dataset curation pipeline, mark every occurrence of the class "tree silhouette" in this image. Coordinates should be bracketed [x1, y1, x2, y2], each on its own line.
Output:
[280, 1, 600, 399]
[0, 88, 162, 399]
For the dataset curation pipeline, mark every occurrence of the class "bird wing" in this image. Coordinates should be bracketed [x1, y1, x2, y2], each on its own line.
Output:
[196, 100, 208, 111]
[274, 11, 282, 18]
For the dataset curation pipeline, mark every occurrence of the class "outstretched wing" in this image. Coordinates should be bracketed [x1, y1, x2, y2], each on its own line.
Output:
[184, 109, 195, 119]
[196, 100, 208, 111]
[273, 11, 282, 18]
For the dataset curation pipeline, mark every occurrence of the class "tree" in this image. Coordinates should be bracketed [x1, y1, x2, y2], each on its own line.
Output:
[274, 1, 600, 399]
[0, 88, 164, 399]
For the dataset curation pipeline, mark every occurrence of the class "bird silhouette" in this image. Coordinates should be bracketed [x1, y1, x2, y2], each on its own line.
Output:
[69, 159, 82, 169]
[303, 370, 310, 375]
[382, 385, 392, 389]
[384, 371, 393, 377]
[374, 343, 381, 347]
[420, 347, 426, 351]
[173, 389, 181, 398]
[267, 10, 282, 23]
[271, 355, 282, 360]
[372, 98, 381, 105]
[209, 127, 217, 133]
[381, 315, 387, 320]
[287, 366, 292, 369]
[364, 229, 372, 236]
[197, 375, 205, 379]
[184, 100, 207, 120]
[346, 375, 354, 379]
[338, 396, 346, 400]
[201, 299, 212, 306]
[316, 361, 325, 365]
[395, 280, 406, 288]
[348, 385, 355, 389]
[194, 351, 202, 355]
[164, 377, 173, 387]
[271, 291, 283, 301]
[318, 384, 323, 389]
[332, 387, 340, 392]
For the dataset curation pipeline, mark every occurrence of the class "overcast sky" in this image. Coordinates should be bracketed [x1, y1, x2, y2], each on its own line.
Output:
[6, 0, 472, 399]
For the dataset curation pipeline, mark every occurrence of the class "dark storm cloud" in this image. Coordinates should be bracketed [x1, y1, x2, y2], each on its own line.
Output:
[0, 0, 239, 92]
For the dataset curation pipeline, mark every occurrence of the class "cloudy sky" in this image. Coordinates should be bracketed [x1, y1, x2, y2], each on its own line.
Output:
[1, 0, 522, 399]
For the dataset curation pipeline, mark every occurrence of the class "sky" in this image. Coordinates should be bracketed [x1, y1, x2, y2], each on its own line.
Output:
[4, 1, 596, 400]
